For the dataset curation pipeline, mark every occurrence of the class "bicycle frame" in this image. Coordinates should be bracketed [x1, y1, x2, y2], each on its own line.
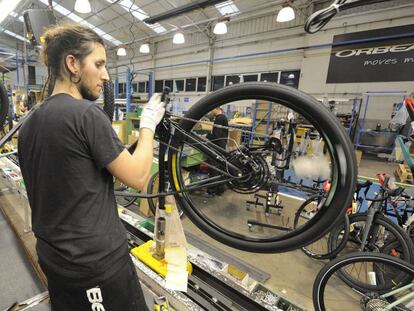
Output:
[381, 282, 414, 310]
[358, 177, 390, 251]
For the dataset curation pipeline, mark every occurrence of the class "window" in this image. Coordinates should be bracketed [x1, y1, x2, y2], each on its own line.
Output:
[28, 66, 36, 85]
[164, 80, 173, 91]
[175, 79, 184, 92]
[155, 80, 163, 92]
[132, 82, 138, 92]
[243, 74, 258, 82]
[146, 82, 149, 93]
[226, 75, 241, 86]
[185, 78, 196, 92]
[197, 77, 207, 92]
[280, 70, 300, 88]
[260, 72, 279, 83]
[212, 75, 224, 91]
[118, 82, 126, 94]
[138, 81, 146, 93]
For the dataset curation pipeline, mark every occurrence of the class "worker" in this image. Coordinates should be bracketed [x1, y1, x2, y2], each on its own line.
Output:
[18, 95, 30, 116]
[207, 107, 228, 196]
[17, 24, 165, 311]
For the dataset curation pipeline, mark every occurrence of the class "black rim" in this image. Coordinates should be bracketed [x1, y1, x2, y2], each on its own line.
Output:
[313, 252, 414, 311]
[330, 213, 414, 291]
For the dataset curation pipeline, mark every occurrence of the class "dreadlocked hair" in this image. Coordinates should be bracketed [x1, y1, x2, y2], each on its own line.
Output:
[40, 23, 105, 101]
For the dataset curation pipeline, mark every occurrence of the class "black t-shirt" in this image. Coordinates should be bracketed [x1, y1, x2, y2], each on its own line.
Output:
[18, 93, 126, 280]
[207, 113, 228, 149]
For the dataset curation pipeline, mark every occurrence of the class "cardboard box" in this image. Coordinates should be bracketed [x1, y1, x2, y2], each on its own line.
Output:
[127, 130, 140, 145]
[128, 135, 137, 145]
[355, 150, 363, 168]
[228, 129, 242, 150]
[112, 120, 126, 144]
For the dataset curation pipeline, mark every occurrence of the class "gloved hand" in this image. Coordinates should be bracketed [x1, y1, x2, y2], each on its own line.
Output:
[139, 93, 165, 133]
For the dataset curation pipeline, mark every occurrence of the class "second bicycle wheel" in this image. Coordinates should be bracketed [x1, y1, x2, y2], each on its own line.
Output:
[313, 252, 414, 311]
[328, 212, 414, 292]
[167, 82, 357, 253]
[293, 194, 350, 260]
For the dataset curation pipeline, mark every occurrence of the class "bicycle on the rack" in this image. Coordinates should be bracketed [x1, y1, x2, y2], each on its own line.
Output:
[1, 82, 357, 253]
[120, 82, 357, 253]
[313, 252, 414, 311]
[328, 175, 414, 290]
[293, 179, 373, 260]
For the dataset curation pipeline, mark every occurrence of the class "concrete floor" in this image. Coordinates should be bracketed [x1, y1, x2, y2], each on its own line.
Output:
[0, 181, 49, 310]
[358, 153, 400, 180]
[0, 151, 410, 311]
[180, 194, 362, 311]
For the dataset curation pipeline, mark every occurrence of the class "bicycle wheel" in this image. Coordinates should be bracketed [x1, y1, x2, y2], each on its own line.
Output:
[0, 82, 9, 129]
[293, 194, 350, 260]
[329, 213, 414, 292]
[313, 252, 414, 311]
[167, 82, 357, 253]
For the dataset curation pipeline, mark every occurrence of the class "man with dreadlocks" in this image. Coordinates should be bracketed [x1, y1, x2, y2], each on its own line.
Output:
[17, 23, 165, 310]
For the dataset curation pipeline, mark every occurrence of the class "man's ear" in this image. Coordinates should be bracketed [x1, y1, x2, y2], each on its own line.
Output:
[65, 54, 80, 75]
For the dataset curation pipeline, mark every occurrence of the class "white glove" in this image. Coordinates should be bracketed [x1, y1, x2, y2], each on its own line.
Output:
[139, 93, 165, 133]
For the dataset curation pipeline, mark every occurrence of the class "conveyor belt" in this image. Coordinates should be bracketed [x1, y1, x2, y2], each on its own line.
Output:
[122, 218, 305, 311]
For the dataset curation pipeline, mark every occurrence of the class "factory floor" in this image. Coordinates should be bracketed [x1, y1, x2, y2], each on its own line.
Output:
[0, 187, 48, 310]
[0, 152, 410, 311]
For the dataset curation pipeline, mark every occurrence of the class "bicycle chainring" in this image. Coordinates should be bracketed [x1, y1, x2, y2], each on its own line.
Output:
[226, 152, 269, 194]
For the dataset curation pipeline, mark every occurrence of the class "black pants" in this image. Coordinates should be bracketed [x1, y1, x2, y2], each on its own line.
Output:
[44, 258, 149, 311]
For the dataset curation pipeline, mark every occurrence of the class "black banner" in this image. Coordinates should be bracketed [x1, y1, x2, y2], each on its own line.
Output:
[327, 25, 414, 83]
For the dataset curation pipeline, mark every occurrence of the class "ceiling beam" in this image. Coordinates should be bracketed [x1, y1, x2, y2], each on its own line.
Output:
[143, 0, 225, 24]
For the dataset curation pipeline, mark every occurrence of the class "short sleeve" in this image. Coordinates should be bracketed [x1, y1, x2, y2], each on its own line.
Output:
[82, 104, 125, 168]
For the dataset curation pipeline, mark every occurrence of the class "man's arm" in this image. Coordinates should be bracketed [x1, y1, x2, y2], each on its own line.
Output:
[106, 93, 165, 191]
[106, 128, 154, 191]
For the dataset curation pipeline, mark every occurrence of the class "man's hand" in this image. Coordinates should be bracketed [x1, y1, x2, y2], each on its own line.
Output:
[139, 93, 166, 133]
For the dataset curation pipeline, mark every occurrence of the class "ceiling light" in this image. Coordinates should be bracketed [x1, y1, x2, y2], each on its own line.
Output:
[288, 73, 295, 79]
[213, 21, 227, 35]
[276, 5, 295, 22]
[75, 0, 92, 14]
[0, 0, 23, 24]
[117, 47, 126, 56]
[173, 33, 185, 44]
[4, 29, 30, 43]
[139, 43, 150, 53]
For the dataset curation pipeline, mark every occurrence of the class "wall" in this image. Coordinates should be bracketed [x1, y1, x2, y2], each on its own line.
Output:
[109, 1, 414, 123]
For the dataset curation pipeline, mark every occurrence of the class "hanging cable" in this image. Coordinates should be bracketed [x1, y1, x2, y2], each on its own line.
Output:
[304, 0, 391, 34]
[128, 1, 137, 73]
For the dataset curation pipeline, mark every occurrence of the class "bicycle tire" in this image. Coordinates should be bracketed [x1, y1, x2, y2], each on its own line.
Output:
[147, 172, 158, 216]
[313, 252, 414, 311]
[329, 213, 414, 292]
[103, 80, 115, 121]
[293, 194, 350, 260]
[0, 82, 9, 129]
[167, 82, 357, 253]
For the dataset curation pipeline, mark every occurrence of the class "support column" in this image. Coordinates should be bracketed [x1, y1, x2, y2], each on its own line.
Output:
[206, 33, 215, 93]
[126, 67, 131, 112]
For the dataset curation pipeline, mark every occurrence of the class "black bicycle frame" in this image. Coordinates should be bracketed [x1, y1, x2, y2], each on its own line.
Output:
[358, 177, 390, 251]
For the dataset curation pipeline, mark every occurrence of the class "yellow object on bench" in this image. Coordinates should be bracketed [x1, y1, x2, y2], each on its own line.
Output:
[130, 240, 192, 277]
